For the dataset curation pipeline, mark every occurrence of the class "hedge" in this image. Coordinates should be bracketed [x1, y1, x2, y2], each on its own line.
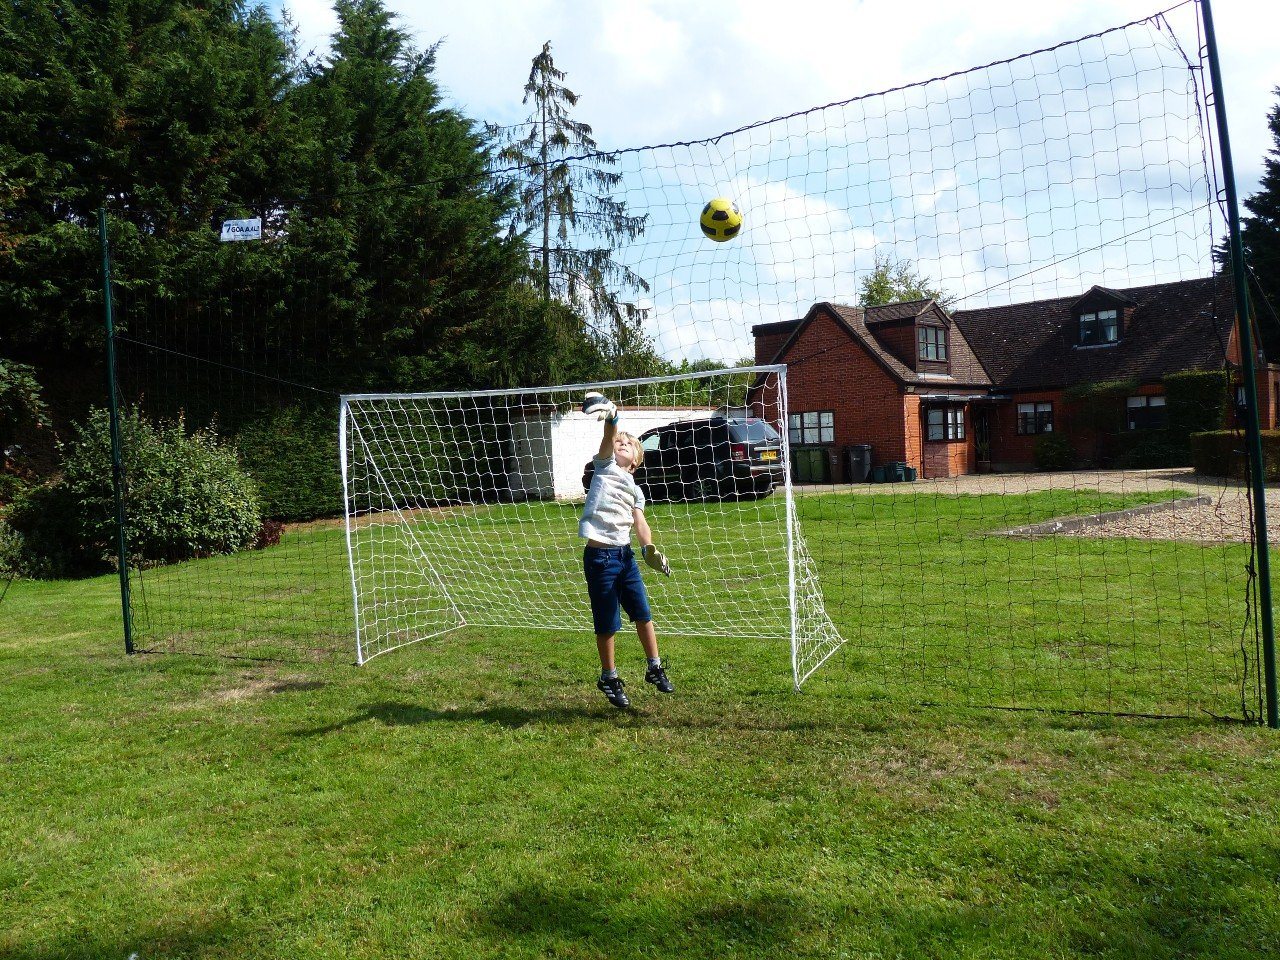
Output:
[1190, 429, 1280, 482]
[236, 405, 342, 521]
[1164, 369, 1230, 443]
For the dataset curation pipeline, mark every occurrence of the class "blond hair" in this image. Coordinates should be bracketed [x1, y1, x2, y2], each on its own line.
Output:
[617, 431, 644, 469]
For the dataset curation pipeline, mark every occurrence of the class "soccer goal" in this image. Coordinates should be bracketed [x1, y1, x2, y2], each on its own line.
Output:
[340, 366, 842, 687]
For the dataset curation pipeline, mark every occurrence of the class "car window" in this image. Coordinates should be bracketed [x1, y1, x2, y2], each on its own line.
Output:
[660, 430, 680, 450]
[729, 419, 781, 443]
[641, 432, 662, 452]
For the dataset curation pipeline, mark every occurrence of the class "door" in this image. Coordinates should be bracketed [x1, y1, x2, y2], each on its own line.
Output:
[975, 410, 991, 466]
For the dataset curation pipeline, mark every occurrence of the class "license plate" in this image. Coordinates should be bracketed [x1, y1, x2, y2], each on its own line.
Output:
[760, 450, 778, 462]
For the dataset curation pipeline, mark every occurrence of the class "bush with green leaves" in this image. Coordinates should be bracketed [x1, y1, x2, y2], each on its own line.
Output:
[1164, 370, 1229, 444]
[1112, 429, 1186, 469]
[1032, 432, 1074, 471]
[1, 408, 261, 578]
[1191, 429, 1280, 481]
[236, 405, 342, 521]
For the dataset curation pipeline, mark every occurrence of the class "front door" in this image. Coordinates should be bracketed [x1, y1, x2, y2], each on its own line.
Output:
[975, 410, 991, 466]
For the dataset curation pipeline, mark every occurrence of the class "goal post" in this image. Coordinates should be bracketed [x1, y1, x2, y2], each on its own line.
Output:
[340, 366, 843, 685]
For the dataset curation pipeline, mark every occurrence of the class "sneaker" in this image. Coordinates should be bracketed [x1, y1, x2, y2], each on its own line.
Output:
[597, 675, 630, 709]
[645, 664, 675, 693]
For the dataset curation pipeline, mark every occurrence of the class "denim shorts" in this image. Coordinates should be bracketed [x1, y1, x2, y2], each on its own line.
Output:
[583, 544, 652, 636]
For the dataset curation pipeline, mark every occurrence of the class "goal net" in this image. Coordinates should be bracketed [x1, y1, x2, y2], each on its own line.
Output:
[341, 367, 843, 686]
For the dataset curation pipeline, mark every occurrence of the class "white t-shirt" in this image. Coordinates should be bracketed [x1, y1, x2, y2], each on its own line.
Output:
[579, 455, 646, 545]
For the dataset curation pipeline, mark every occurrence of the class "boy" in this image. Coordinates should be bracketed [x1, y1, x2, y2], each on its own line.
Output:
[579, 391, 673, 709]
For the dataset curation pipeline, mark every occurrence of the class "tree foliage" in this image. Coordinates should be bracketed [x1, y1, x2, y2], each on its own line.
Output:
[857, 252, 954, 308]
[0, 0, 303, 353]
[492, 42, 651, 339]
[1242, 87, 1280, 348]
[283, 0, 527, 387]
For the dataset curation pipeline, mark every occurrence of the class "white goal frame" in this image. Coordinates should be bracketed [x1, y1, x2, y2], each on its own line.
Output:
[339, 365, 845, 688]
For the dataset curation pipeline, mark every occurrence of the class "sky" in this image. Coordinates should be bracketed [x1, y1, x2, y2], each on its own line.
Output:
[269, 0, 1280, 362]
[274, 0, 1277, 198]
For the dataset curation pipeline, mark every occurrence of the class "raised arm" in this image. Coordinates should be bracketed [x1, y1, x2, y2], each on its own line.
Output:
[583, 392, 619, 458]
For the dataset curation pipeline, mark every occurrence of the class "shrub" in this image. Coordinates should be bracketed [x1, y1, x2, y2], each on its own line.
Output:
[1191, 429, 1280, 482]
[236, 405, 342, 521]
[3, 408, 262, 578]
[0, 359, 48, 451]
[1112, 429, 1188, 469]
[0, 482, 84, 578]
[1164, 370, 1229, 443]
[253, 519, 284, 550]
[1032, 432, 1074, 471]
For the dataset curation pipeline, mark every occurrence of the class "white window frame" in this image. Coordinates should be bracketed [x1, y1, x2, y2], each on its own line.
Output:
[1016, 401, 1054, 435]
[1078, 308, 1119, 346]
[1125, 394, 1167, 431]
[789, 410, 834, 445]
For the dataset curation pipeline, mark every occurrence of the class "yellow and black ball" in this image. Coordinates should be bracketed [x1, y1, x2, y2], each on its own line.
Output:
[699, 197, 743, 242]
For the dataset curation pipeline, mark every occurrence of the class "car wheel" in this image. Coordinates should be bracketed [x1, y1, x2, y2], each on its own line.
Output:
[698, 476, 721, 502]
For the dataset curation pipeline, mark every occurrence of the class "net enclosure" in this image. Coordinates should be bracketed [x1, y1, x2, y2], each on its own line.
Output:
[98, 1, 1272, 720]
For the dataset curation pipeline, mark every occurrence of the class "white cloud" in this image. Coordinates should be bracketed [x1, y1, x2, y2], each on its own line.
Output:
[273, 0, 1276, 361]
[278, 0, 1277, 195]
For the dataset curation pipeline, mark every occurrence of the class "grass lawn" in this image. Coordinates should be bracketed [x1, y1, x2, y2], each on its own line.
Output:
[2, 489, 1277, 958]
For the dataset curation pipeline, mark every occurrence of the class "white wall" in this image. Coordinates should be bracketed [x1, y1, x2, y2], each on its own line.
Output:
[508, 407, 715, 500]
[508, 418, 555, 499]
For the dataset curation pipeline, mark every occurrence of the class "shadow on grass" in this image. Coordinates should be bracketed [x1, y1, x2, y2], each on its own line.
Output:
[473, 882, 802, 956]
[291, 699, 848, 737]
[465, 845, 1279, 959]
[293, 701, 604, 736]
[1, 918, 248, 960]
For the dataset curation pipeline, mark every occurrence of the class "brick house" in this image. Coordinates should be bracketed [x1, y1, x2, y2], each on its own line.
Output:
[752, 275, 1280, 481]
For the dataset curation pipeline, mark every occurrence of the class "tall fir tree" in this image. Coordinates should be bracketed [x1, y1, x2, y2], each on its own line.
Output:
[0, 0, 303, 354]
[1242, 87, 1280, 338]
[492, 42, 651, 344]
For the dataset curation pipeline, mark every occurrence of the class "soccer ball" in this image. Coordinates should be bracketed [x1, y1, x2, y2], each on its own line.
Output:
[700, 197, 743, 242]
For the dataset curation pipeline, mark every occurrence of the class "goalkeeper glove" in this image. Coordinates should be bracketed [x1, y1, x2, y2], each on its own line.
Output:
[582, 391, 618, 423]
[642, 544, 671, 577]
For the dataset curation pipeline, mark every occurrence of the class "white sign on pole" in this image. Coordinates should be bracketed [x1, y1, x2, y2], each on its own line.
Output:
[220, 218, 262, 242]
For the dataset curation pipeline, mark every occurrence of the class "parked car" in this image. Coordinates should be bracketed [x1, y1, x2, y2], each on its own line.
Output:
[582, 416, 785, 502]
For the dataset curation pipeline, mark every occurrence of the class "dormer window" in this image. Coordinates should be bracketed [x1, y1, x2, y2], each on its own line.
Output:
[918, 325, 947, 362]
[1078, 309, 1119, 346]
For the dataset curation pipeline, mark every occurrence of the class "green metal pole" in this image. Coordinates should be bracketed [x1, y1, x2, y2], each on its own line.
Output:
[1201, 0, 1277, 727]
[98, 208, 134, 655]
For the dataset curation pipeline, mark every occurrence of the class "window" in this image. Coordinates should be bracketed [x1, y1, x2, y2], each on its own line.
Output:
[729, 419, 781, 443]
[926, 406, 964, 441]
[918, 325, 948, 362]
[1078, 309, 1119, 346]
[1126, 395, 1167, 431]
[640, 432, 662, 453]
[788, 410, 834, 444]
[1017, 402, 1054, 435]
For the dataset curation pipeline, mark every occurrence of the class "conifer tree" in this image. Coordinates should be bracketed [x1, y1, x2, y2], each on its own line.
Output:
[1242, 88, 1280, 331]
[287, 0, 524, 388]
[492, 42, 650, 338]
